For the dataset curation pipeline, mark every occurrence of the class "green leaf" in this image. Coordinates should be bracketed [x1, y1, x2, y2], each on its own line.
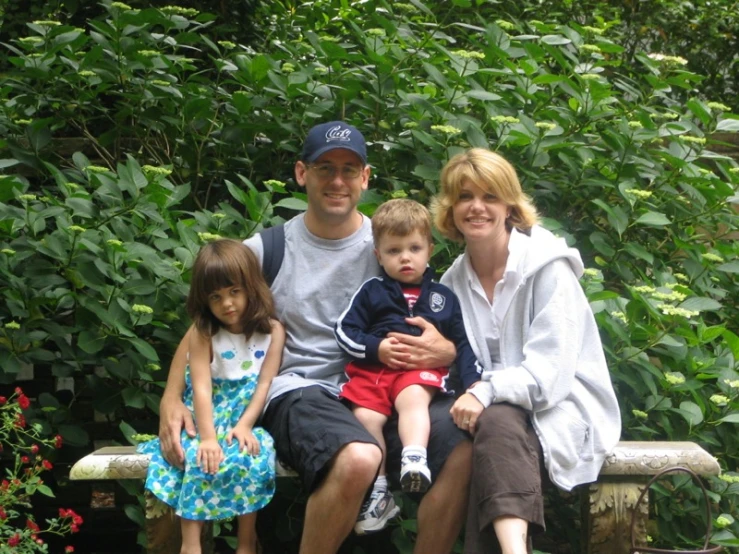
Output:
[716, 118, 739, 132]
[122, 279, 157, 295]
[273, 197, 308, 211]
[540, 35, 571, 45]
[122, 386, 145, 409]
[119, 420, 139, 445]
[676, 401, 703, 425]
[250, 54, 271, 82]
[36, 484, 56, 497]
[717, 261, 739, 274]
[65, 197, 97, 218]
[466, 90, 502, 101]
[722, 330, 739, 359]
[78, 330, 106, 354]
[58, 424, 90, 446]
[635, 211, 671, 226]
[624, 242, 654, 264]
[128, 337, 159, 361]
[717, 414, 739, 424]
[680, 297, 722, 312]
[225, 179, 251, 207]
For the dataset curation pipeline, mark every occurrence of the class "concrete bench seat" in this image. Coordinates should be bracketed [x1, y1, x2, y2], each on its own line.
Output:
[70, 441, 720, 554]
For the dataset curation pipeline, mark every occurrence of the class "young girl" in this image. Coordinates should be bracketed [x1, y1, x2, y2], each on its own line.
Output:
[138, 239, 285, 554]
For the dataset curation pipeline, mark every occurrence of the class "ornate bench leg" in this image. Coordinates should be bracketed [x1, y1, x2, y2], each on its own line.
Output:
[144, 491, 214, 554]
[582, 479, 648, 554]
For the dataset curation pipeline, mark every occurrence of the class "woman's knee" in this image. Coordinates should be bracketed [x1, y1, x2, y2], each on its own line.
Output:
[475, 403, 529, 444]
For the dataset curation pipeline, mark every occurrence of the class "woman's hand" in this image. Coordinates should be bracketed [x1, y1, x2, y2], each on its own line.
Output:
[450, 393, 484, 434]
[384, 316, 456, 369]
[227, 424, 261, 456]
[197, 438, 224, 474]
[159, 394, 196, 469]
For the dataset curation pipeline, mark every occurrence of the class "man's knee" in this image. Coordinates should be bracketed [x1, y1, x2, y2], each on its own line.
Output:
[330, 441, 382, 487]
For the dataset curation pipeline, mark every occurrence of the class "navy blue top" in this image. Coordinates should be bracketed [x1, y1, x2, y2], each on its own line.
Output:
[335, 267, 482, 389]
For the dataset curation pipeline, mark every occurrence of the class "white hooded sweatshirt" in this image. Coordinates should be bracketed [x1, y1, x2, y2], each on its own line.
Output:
[441, 225, 621, 491]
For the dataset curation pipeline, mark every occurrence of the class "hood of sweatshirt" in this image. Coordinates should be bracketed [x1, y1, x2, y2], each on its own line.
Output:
[514, 225, 584, 281]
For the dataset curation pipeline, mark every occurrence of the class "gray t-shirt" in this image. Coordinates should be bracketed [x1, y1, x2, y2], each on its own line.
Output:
[244, 213, 379, 403]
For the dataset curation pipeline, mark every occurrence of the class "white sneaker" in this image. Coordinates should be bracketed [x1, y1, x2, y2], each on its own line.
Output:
[400, 454, 431, 493]
[354, 488, 400, 535]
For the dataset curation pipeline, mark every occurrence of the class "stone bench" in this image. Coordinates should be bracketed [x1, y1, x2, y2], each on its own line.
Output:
[70, 441, 720, 554]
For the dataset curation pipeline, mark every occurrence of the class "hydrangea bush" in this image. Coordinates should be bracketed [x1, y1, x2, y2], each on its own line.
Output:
[0, 0, 737, 551]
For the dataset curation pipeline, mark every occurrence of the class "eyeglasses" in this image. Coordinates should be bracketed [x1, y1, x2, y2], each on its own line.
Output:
[307, 163, 364, 180]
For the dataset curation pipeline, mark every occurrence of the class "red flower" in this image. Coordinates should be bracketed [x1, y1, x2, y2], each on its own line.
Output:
[55, 435, 63, 448]
[14, 386, 22, 395]
[65, 547, 75, 553]
[36, 538, 44, 545]
[15, 413, 26, 428]
[1, 479, 9, 489]
[18, 394, 30, 409]
[31, 444, 39, 454]
[27, 518, 40, 532]
[73, 514, 83, 525]
[8, 534, 20, 547]
[21, 455, 30, 464]
[0, 507, 7, 520]
[42, 460, 53, 470]
[0, 396, 6, 405]
[71, 524, 79, 533]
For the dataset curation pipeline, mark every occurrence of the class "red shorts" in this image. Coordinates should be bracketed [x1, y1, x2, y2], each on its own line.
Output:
[339, 362, 448, 416]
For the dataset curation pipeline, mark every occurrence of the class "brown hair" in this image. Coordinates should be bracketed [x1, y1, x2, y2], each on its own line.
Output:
[371, 199, 433, 246]
[186, 239, 274, 338]
[431, 148, 539, 242]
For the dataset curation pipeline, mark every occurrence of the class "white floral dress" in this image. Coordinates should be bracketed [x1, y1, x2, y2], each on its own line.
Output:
[137, 330, 275, 520]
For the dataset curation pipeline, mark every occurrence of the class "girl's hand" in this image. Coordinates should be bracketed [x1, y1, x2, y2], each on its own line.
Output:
[197, 438, 224, 474]
[227, 425, 260, 456]
[450, 393, 484, 435]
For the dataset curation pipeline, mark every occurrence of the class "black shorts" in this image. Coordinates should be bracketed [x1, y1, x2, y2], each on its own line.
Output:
[262, 385, 468, 492]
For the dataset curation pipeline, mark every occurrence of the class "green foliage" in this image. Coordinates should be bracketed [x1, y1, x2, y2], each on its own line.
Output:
[0, 0, 738, 551]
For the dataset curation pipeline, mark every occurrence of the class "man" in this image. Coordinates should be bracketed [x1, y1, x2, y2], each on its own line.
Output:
[158, 121, 471, 554]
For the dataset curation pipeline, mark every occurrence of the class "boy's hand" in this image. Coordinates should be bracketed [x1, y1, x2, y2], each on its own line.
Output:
[378, 337, 404, 370]
[227, 425, 261, 456]
[386, 317, 455, 368]
[197, 438, 224, 474]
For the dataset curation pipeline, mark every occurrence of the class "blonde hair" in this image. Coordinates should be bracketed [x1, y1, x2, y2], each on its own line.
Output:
[187, 239, 274, 338]
[371, 198, 433, 245]
[431, 148, 539, 242]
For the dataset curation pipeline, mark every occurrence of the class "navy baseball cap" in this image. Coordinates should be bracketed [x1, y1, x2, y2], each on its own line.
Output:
[301, 121, 367, 165]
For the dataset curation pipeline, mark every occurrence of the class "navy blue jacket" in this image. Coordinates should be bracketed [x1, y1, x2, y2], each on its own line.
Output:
[335, 267, 482, 389]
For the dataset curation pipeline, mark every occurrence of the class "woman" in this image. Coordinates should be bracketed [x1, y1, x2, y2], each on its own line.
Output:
[431, 148, 620, 554]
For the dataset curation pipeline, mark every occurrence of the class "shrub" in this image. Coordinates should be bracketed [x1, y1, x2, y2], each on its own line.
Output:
[0, 0, 738, 551]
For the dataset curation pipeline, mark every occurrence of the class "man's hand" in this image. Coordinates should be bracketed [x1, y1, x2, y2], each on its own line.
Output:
[159, 394, 196, 468]
[385, 316, 456, 369]
[450, 392, 484, 435]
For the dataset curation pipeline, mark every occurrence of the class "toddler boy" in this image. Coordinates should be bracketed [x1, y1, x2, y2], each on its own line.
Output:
[335, 199, 480, 534]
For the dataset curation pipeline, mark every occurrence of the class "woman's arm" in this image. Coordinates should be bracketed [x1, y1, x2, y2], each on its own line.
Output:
[158, 327, 196, 468]
[189, 328, 223, 474]
[228, 320, 286, 454]
[488, 260, 587, 412]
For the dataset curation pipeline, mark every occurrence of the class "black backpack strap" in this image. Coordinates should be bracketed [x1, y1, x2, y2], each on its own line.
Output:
[260, 224, 285, 287]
